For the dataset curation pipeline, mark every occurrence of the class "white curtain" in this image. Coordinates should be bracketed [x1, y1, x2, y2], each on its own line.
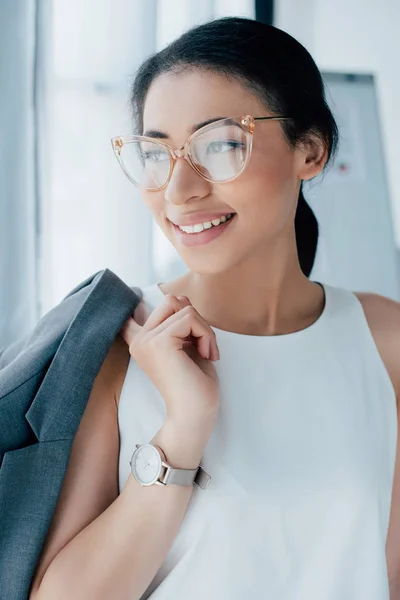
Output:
[38, 0, 159, 315]
[0, 0, 38, 348]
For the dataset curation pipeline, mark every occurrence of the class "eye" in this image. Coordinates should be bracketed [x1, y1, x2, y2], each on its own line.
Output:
[141, 148, 169, 163]
[206, 140, 244, 155]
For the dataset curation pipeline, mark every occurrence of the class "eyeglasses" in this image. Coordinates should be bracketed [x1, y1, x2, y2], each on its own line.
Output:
[111, 114, 292, 191]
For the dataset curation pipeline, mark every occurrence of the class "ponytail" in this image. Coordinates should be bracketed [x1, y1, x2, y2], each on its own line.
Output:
[295, 184, 318, 278]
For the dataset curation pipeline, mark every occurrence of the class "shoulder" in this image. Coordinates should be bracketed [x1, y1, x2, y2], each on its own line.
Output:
[353, 291, 400, 401]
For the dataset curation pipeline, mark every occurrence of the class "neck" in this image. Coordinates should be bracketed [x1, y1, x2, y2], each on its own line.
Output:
[159, 242, 325, 336]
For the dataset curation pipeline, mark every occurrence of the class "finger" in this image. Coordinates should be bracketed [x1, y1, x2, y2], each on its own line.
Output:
[167, 310, 215, 359]
[155, 306, 217, 360]
[153, 304, 219, 360]
[121, 294, 189, 347]
[142, 294, 188, 331]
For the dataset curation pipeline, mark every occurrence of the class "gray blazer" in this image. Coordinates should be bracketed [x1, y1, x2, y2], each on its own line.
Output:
[0, 268, 142, 599]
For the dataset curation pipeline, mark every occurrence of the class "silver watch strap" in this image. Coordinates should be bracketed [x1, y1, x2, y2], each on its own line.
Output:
[163, 464, 211, 490]
[153, 444, 211, 490]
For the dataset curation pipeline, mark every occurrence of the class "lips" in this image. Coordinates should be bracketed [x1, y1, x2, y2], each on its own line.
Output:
[171, 212, 237, 247]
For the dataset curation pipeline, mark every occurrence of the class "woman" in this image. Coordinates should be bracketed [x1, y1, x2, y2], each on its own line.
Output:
[30, 17, 400, 600]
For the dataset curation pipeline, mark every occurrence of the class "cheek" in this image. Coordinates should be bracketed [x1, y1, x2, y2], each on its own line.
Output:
[249, 143, 295, 190]
[227, 156, 294, 229]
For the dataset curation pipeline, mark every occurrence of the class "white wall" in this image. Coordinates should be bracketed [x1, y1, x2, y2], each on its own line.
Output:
[275, 0, 400, 246]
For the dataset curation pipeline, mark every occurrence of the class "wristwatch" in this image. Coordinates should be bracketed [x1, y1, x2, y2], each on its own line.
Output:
[130, 443, 211, 490]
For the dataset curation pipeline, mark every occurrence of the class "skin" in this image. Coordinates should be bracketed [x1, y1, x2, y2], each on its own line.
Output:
[140, 69, 400, 592]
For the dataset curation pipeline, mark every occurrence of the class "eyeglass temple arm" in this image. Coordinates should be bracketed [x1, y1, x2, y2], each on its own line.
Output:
[254, 116, 292, 121]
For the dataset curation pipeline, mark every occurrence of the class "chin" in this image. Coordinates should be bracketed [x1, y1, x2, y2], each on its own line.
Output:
[177, 251, 239, 276]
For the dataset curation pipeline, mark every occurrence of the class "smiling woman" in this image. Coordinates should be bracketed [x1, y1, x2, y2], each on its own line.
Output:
[118, 15, 399, 598]
[29, 16, 400, 600]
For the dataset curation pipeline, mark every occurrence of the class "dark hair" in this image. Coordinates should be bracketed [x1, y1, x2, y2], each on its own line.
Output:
[131, 17, 339, 277]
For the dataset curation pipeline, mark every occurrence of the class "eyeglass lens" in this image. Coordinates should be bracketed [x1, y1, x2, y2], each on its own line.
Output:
[119, 121, 249, 189]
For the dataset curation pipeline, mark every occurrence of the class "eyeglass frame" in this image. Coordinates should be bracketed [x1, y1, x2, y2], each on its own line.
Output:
[111, 114, 293, 191]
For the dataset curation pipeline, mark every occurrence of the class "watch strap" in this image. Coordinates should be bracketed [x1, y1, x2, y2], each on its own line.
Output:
[153, 443, 211, 490]
[162, 464, 211, 490]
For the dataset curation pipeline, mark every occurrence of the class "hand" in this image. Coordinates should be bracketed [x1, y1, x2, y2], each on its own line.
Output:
[120, 294, 221, 430]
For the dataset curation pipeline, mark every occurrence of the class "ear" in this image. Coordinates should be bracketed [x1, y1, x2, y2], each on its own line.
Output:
[296, 133, 329, 181]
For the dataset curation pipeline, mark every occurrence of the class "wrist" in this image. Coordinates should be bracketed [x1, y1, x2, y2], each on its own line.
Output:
[151, 421, 209, 470]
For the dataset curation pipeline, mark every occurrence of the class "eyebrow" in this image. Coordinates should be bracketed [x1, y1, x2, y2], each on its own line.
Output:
[142, 117, 227, 139]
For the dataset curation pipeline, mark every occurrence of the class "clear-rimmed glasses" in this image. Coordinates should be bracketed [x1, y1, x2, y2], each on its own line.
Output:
[111, 114, 292, 191]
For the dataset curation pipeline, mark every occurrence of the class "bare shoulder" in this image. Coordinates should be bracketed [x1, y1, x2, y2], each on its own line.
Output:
[354, 291, 400, 400]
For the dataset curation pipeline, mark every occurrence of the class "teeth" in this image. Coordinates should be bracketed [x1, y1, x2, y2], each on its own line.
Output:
[178, 213, 234, 234]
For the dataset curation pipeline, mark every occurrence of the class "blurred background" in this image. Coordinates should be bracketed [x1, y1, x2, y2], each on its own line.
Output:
[1, 0, 400, 349]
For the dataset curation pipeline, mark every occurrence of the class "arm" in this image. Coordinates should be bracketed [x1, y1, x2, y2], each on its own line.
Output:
[28, 334, 208, 600]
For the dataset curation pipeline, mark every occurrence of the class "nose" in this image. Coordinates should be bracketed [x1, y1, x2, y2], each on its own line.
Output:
[164, 156, 211, 205]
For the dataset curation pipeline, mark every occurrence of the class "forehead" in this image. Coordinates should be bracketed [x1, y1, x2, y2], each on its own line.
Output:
[142, 70, 269, 135]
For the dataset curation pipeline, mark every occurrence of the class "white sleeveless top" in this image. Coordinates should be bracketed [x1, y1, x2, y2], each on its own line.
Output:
[118, 281, 397, 600]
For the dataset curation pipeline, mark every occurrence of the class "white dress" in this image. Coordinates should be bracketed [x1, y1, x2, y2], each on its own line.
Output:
[118, 281, 397, 599]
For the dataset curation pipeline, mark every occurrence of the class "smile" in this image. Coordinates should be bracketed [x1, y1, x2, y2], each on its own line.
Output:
[171, 213, 237, 247]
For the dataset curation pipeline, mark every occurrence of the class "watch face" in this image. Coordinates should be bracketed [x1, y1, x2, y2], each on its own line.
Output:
[130, 444, 162, 485]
